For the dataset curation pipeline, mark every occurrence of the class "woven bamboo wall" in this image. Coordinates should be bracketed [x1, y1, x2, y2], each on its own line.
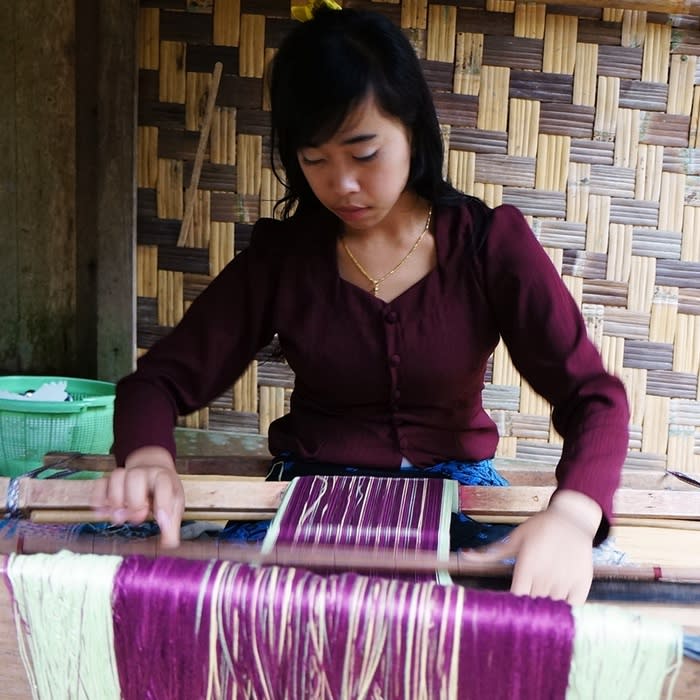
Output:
[136, 0, 700, 473]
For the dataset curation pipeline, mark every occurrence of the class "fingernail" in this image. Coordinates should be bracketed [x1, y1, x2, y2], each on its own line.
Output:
[113, 508, 127, 523]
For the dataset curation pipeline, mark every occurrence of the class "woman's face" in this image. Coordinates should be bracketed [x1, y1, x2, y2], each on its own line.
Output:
[297, 94, 413, 230]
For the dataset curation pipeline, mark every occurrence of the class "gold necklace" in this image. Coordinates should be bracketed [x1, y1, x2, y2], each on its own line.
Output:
[341, 206, 433, 296]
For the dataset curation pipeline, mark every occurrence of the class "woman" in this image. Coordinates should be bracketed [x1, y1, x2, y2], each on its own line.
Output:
[92, 7, 629, 604]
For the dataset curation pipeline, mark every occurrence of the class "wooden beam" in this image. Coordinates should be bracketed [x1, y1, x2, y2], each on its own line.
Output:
[3, 477, 699, 522]
[0, 4, 18, 372]
[536, 0, 700, 14]
[94, 0, 138, 381]
[14, 0, 77, 374]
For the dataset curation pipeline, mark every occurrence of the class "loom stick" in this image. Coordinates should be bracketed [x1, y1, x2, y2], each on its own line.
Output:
[473, 515, 700, 530]
[11, 476, 287, 513]
[458, 485, 700, 521]
[176, 61, 223, 247]
[2, 531, 700, 586]
[28, 510, 277, 524]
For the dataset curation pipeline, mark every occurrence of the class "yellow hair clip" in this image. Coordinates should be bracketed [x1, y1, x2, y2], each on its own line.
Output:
[291, 0, 342, 22]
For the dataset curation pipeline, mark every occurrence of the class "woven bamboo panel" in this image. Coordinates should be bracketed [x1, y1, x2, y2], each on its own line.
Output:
[136, 0, 700, 472]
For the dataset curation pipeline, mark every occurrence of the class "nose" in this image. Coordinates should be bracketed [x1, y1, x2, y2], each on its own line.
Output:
[330, 165, 360, 195]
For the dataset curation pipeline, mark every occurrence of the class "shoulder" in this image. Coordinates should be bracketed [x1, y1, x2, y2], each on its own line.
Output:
[434, 195, 495, 255]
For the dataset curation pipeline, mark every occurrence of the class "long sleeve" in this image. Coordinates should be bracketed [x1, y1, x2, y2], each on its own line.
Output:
[112, 220, 283, 465]
[480, 205, 630, 541]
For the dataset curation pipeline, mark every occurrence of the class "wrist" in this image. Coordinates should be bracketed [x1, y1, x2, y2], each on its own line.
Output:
[548, 489, 602, 539]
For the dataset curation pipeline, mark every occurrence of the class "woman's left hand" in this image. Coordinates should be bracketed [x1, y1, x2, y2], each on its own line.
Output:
[459, 489, 602, 605]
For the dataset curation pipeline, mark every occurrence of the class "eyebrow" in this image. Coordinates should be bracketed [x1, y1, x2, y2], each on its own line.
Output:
[340, 133, 376, 145]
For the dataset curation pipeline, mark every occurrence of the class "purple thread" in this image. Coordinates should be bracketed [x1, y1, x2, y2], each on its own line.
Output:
[275, 476, 445, 551]
[111, 557, 575, 699]
[112, 555, 222, 700]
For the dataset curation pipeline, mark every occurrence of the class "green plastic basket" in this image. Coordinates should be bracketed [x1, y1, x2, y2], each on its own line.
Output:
[0, 376, 115, 478]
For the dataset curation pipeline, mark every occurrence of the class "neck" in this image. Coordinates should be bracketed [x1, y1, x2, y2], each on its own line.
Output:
[342, 193, 429, 242]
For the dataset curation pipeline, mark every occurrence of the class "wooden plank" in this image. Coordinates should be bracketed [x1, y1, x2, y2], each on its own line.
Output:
[75, 0, 99, 377]
[460, 485, 700, 521]
[16, 475, 288, 513]
[15, 0, 77, 374]
[539, 0, 700, 13]
[95, 0, 138, 381]
[0, 3, 18, 372]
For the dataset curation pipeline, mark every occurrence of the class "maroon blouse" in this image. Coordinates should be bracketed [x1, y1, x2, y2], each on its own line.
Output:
[114, 201, 629, 536]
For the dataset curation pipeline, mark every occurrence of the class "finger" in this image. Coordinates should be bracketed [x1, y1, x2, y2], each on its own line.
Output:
[509, 554, 536, 598]
[103, 468, 128, 522]
[459, 535, 518, 563]
[533, 580, 568, 601]
[151, 471, 183, 548]
[122, 467, 152, 525]
[89, 476, 109, 511]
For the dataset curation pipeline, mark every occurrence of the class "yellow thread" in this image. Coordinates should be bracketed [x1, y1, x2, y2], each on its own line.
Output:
[568, 604, 684, 699]
[7, 551, 122, 700]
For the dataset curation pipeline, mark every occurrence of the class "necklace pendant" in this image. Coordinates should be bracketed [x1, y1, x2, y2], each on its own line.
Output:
[372, 283, 380, 296]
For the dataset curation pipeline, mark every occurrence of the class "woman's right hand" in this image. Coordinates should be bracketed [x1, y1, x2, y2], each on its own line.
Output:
[90, 446, 185, 548]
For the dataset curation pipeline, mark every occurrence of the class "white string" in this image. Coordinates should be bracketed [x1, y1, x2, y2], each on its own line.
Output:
[567, 603, 684, 700]
[6, 550, 123, 700]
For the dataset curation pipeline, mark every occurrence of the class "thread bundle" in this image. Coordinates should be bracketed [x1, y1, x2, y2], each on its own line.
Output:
[3, 551, 684, 700]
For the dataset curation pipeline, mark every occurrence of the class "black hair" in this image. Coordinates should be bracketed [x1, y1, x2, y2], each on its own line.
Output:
[268, 7, 469, 219]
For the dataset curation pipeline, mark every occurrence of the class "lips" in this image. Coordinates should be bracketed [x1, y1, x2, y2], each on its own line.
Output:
[334, 206, 369, 221]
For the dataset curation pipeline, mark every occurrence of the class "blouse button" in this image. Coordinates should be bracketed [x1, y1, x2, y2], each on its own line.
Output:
[385, 311, 398, 324]
[390, 354, 401, 367]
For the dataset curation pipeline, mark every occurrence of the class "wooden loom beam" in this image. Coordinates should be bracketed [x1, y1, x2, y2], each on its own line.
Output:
[2, 475, 699, 523]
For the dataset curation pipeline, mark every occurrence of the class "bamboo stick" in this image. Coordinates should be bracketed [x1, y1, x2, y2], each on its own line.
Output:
[177, 61, 223, 247]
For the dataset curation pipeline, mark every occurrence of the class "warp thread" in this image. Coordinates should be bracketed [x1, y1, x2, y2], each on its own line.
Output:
[113, 555, 574, 700]
[4, 550, 122, 700]
[3, 551, 687, 700]
[262, 475, 457, 582]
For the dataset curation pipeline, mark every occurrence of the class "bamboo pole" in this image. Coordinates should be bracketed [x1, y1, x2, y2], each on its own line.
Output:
[177, 61, 223, 247]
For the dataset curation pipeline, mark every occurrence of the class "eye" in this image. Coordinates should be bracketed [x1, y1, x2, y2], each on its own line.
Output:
[300, 154, 324, 166]
[354, 151, 378, 162]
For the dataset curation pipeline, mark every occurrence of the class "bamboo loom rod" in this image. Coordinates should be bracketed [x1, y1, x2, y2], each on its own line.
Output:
[1, 533, 700, 585]
[177, 61, 223, 247]
[3, 477, 699, 522]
